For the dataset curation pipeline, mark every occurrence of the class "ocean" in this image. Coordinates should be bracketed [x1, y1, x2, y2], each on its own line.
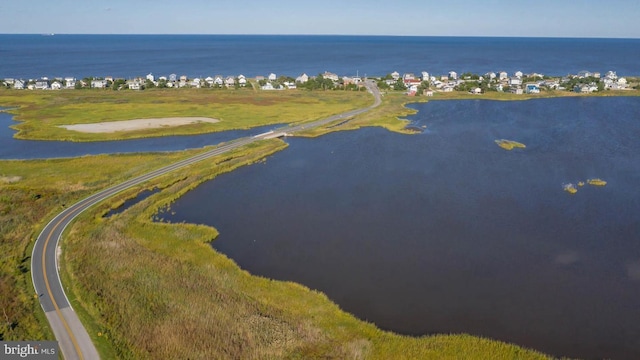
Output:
[1, 35, 639, 80]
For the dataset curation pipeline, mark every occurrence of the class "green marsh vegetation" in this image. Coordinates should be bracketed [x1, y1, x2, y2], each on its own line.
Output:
[0, 149, 205, 342]
[0, 88, 370, 141]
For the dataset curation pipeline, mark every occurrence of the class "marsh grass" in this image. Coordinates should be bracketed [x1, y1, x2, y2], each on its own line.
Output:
[0, 88, 370, 141]
[0, 148, 207, 342]
[297, 92, 429, 137]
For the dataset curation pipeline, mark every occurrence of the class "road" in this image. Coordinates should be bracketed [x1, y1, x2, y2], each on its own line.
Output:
[31, 81, 381, 359]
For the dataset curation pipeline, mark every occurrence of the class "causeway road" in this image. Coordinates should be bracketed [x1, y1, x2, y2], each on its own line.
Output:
[31, 81, 381, 359]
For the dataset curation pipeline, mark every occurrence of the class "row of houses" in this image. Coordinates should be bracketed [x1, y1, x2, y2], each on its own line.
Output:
[389, 68, 632, 96]
[2, 69, 632, 94]
[1, 73, 252, 90]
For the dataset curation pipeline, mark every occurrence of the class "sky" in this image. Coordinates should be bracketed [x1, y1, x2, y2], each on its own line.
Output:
[1, 0, 639, 38]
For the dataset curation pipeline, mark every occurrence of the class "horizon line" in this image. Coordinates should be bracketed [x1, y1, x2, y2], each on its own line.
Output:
[1, 33, 639, 40]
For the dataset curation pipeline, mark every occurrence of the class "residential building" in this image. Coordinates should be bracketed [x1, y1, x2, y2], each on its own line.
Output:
[35, 79, 50, 90]
[525, 84, 540, 94]
[238, 75, 247, 86]
[448, 71, 458, 80]
[64, 77, 77, 89]
[322, 71, 339, 81]
[91, 79, 107, 88]
[127, 80, 141, 90]
[296, 73, 309, 83]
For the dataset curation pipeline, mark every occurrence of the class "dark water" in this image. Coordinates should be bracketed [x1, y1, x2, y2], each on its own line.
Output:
[104, 187, 161, 217]
[1, 35, 639, 79]
[164, 97, 640, 359]
[0, 110, 283, 159]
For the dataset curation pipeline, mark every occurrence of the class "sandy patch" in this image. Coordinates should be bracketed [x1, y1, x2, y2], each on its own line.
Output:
[60, 117, 219, 133]
[0, 176, 22, 183]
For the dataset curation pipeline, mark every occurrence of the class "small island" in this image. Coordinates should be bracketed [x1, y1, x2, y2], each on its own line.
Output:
[495, 139, 526, 150]
[587, 178, 607, 186]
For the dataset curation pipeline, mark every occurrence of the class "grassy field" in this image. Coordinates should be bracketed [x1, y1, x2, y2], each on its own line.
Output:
[0, 148, 208, 343]
[0, 88, 561, 358]
[0, 87, 371, 141]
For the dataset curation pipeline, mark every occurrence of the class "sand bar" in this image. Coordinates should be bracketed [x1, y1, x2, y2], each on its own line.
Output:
[60, 117, 219, 133]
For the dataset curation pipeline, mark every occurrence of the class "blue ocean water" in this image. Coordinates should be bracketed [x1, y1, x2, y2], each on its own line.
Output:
[1, 35, 639, 79]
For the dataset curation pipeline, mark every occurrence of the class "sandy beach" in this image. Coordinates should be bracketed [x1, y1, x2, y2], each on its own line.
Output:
[60, 117, 219, 133]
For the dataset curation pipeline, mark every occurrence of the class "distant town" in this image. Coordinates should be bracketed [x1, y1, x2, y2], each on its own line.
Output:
[2, 69, 637, 96]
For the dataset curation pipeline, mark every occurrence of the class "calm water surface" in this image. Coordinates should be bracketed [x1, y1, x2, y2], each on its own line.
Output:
[165, 97, 640, 359]
[2, 35, 639, 79]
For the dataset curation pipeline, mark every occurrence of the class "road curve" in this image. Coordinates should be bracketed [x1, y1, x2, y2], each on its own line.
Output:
[31, 81, 381, 359]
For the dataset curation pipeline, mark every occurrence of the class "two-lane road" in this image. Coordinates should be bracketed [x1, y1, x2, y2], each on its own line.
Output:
[31, 81, 381, 359]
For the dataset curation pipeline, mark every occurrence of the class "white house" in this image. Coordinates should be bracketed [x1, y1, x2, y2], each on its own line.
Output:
[91, 79, 107, 89]
[146, 73, 154, 82]
[35, 79, 50, 90]
[391, 71, 400, 80]
[486, 72, 496, 80]
[261, 82, 275, 90]
[442, 85, 454, 92]
[509, 77, 522, 86]
[296, 73, 309, 83]
[51, 81, 62, 90]
[237, 74, 247, 86]
[421, 71, 430, 81]
[510, 87, 524, 95]
[499, 71, 508, 80]
[448, 71, 458, 80]
[64, 77, 76, 89]
[214, 75, 224, 86]
[14, 79, 25, 90]
[268, 73, 277, 81]
[169, 74, 177, 82]
[574, 84, 597, 93]
[425, 90, 434, 96]
[205, 76, 215, 86]
[470, 87, 482, 95]
[225, 76, 236, 87]
[191, 78, 202, 88]
[127, 80, 141, 90]
[525, 83, 540, 94]
[403, 73, 415, 81]
[514, 71, 523, 78]
[322, 71, 339, 81]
